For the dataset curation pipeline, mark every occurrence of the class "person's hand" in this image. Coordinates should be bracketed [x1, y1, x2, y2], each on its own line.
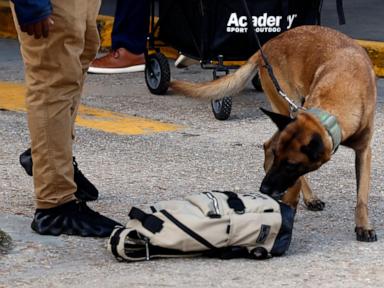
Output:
[20, 17, 54, 39]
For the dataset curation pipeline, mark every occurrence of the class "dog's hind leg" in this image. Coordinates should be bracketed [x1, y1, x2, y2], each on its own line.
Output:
[354, 146, 377, 242]
[301, 177, 325, 211]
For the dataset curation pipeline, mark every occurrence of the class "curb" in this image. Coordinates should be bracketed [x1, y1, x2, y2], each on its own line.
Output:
[0, 1, 17, 39]
[0, 1, 383, 77]
[356, 40, 384, 77]
[96, 15, 114, 51]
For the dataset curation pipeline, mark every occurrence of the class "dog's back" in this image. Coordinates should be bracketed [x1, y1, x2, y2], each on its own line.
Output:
[260, 26, 376, 142]
[262, 25, 375, 102]
[172, 26, 376, 108]
[171, 25, 376, 142]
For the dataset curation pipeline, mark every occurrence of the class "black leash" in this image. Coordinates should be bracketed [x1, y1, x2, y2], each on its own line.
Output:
[239, 0, 345, 115]
[336, 0, 346, 25]
[239, 0, 301, 115]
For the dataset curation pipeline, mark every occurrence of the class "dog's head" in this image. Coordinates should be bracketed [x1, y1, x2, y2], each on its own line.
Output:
[260, 108, 332, 198]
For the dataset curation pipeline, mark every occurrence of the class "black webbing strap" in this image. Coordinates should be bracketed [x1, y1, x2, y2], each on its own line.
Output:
[316, 0, 323, 25]
[110, 227, 126, 259]
[160, 210, 217, 250]
[206, 246, 250, 260]
[336, 0, 346, 25]
[214, 191, 246, 214]
[128, 207, 164, 234]
[280, 0, 289, 32]
[240, 0, 287, 102]
[240, 0, 345, 114]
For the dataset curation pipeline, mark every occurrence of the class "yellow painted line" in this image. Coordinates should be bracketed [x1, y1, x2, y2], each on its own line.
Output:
[0, 82, 25, 111]
[0, 82, 182, 135]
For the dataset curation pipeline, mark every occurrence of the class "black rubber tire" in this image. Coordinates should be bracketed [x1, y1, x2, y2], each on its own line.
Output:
[252, 73, 263, 92]
[211, 97, 232, 120]
[145, 52, 170, 95]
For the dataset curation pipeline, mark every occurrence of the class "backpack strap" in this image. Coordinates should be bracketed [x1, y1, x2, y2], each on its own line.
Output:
[213, 191, 246, 214]
[160, 210, 217, 250]
[109, 227, 136, 261]
[109, 227, 126, 259]
[128, 207, 164, 233]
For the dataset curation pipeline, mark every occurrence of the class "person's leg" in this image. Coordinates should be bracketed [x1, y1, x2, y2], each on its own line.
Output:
[111, 0, 149, 54]
[12, 0, 120, 236]
[88, 0, 149, 74]
[73, 0, 103, 133]
[12, 0, 84, 209]
[17, 0, 102, 202]
[66, 0, 103, 202]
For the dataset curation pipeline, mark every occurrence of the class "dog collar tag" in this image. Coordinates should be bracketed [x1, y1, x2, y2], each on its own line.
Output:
[306, 108, 342, 154]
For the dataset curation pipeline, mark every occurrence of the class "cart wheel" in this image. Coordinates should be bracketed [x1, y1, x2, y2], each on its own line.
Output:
[211, 97, 232, 121]
[252, 74, 263, 92]
[145, 52, 170, 95]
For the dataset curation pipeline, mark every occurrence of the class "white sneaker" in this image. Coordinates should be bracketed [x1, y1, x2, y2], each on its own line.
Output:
[88, 65, 145, 74]
[175, 54, 199, 68]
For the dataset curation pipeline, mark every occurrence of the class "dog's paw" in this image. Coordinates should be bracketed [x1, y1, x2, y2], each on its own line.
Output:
[355, 227, 377, 242]
[305, 199, 325, 211]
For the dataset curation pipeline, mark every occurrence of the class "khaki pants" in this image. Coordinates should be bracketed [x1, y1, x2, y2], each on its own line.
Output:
[11, 0, 101, 208]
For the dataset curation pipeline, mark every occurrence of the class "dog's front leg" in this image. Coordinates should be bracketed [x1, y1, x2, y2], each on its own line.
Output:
[281, 180, 301, 209]
[354, 146, 377, 242]
[301, 177, 325, 211]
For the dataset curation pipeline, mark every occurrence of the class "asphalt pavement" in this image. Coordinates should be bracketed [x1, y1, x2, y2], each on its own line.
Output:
[1, 1, 384, 285]
[1, 34, 384, 287]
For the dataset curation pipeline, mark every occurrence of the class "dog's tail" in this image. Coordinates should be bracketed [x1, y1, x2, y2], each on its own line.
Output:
[170, 52, 260, 100]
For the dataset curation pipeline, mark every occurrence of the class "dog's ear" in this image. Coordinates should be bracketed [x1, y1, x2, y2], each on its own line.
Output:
[300, 133, 324, 161]
[260, 107, 293, 131]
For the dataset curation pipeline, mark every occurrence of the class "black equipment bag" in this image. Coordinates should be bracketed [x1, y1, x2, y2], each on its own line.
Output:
[158, 0, 344, 61]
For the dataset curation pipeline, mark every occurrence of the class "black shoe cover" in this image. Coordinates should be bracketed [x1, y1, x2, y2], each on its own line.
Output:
[19, 148, 33, 176]
[72, 158, 99, 201]
[31, 201, 121, 237]
[19, 148, 99, 201]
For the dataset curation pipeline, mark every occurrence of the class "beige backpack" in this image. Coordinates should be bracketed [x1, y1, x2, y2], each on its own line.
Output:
[108, 191, 295, 261]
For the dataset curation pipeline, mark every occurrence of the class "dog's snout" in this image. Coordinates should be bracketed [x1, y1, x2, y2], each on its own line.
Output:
[259, 183, 272, 195]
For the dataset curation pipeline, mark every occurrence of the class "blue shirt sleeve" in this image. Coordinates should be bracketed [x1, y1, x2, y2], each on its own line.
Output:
[11, 0, 52, 26]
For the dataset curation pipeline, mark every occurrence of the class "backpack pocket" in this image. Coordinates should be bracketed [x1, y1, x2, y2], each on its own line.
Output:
[185, 192, 222, 218]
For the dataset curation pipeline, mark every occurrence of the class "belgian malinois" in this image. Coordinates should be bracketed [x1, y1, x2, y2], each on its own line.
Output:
[171, 26, 377, 242]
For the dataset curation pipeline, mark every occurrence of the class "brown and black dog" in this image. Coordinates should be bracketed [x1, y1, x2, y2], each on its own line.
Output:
[171, 26, 377, 242]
